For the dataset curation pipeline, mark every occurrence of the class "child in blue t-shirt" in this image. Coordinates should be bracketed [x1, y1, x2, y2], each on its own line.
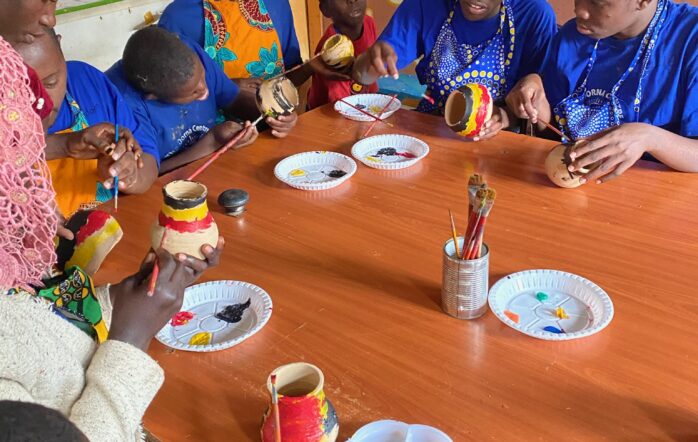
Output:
[107, 27, 297, 174]
[16, 29, 159, 215]
[507, 0, 698, 183]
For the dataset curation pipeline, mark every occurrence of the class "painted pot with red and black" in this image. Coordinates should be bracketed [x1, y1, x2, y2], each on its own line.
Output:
[151, 180, 219, 260]
[444, 83, 493, 139]
[261, 362, 339, 442]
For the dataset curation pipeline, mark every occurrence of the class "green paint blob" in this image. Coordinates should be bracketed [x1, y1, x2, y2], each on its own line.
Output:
[536, 292, 549, 302]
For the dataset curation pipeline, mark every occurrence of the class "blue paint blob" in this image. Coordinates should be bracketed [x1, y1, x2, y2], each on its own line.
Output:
[543, 326, 565, 334]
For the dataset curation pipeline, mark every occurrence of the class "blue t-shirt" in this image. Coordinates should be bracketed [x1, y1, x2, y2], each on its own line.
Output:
[106, 39, 240, 161]
[158, 0, 302, 70]
[378, 0, 557, 87]
[542, 2, 698, 137]
[48, 61, 160, 166]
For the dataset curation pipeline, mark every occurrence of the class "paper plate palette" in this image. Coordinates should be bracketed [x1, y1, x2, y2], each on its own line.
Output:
[156, 280, 272, 352]
[488, 270, 614, 341]
[274, 151, 357, 190]
[352, 134, 429, 170]
[350, 420, 452, 442]
[334, 94, 401, 122]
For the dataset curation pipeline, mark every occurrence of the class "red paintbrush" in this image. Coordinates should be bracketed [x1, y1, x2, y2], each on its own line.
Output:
[187, 116, 263, 181]
[362, 94, 398, 138]
[271, 374, 281, 442]
[338, 98, 394, 127]
[463, 188, 496, 260]
[540, 119, 566, 140]
[147, 230, 168, 297]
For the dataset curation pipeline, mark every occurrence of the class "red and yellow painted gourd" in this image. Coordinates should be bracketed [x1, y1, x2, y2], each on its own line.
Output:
[55, 209, 122, 276]
[151, 180, 218, 260]
[261, 363, 339, 442]
[444, 83, 493, 139]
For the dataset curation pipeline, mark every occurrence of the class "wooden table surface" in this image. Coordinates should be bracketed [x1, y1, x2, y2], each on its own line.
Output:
[98, 106, 698, 441]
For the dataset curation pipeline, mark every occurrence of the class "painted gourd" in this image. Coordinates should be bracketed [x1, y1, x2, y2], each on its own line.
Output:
[545, 143, 597, 188]
[55, 209, 123, 276]
[261, 362, 339, 442]
[257, 76, 299, 118]
[321, 34, 354, 70]
[151, 180, 219, 260]
[444, 83, 493, 138]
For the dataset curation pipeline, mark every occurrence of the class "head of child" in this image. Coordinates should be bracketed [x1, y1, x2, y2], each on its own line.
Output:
[15, 27, 66, 128]
[320, 0, 367, 37]
[0, 0, 56, 45]
[0, 400, 89, 441]
[574, 0, 656, 39]
[123, 26, 209, 105]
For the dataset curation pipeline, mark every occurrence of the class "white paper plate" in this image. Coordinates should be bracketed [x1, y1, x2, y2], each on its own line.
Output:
[352, 134, 429, 170]
[274, 151, 357, 190]
[156, 280, 272, 352]
[350, 420, 452, 442]
[488, 270, 614, 341]
[334, 94, 401, 122]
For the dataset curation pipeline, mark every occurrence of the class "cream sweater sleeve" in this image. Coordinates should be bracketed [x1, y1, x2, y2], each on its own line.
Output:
[70, 340, 165, 442]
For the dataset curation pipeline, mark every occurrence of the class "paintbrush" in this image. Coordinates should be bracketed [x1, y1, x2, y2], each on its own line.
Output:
[147, 230, 168, 297]
[271, 374, 281, 442]
[448, 209, 460, 258]
[463, 188, 496, 260]
[187, 115, 264, 181]
[268, 54, 322, 81]
[114, 124, 119, 212]
[540, 119, 566, 140]
[421, 93, 435, 105]
[467, 174, 486, 219]
[338, 98, 394, 127]
[362, 94, 398, 138]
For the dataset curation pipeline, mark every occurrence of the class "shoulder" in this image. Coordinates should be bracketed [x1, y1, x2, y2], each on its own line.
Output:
[160, 0, 201, 21]
[66, 61, 119, 95]
[105, 61, 146, 105]
[663, 2, 698, 39]
[510, 0, 556, 25]
[66, 60, 105, 79]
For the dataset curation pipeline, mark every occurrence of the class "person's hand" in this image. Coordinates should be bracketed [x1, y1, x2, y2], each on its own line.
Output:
[108, 249, 191, 351]
[212, 121, 257, 149]
[473, 106, 510, 141]
[567, 123, 655, 184]
[505, 74, 547, 123]
[353, 40, 399, 84]
[66, 123, 142, 162]
[54, 205, 74, 241]
[235, 77, 263, 92]
[266, 113, 297, 138]
[309, 56, 351, 81]
[97, 148, 141, 191]
[173, 236, 224, 286]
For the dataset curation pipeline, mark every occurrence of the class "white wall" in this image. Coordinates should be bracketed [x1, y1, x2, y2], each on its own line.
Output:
[56, 0, 170, 70]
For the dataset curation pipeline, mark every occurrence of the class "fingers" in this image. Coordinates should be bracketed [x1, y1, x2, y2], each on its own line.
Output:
[81, 130, 111, 156]
[56, 225, 74, 241]
[580, 154, 624, 184]
[597, 159, 635, 183]
[103, 152, 138, 189]
[473, 117, 503, 142]
[267, 113, 297, 138]
[570, 142, 610, 171]
[523, 99, 539, 124]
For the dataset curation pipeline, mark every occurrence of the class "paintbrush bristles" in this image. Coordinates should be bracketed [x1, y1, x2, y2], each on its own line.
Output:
[468, 173, 485, 187]
[448, 209, 460, 257]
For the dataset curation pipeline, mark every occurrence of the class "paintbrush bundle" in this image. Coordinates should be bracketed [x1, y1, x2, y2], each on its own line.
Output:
[462, 186, 496, 260]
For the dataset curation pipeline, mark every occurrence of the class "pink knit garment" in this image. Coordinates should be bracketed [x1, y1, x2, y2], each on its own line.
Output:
[0, 37, 58, 289]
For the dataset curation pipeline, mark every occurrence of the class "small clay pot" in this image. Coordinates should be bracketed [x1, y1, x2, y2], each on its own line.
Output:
[444, 83, 493, 138]
[321, 34, 354, 70]
[545, 143, 596, 188]
[218, 188, 249, 216]
[151, 180, 219, 259]
[261, 362, 339, 442]
[256, 76, 299, 118]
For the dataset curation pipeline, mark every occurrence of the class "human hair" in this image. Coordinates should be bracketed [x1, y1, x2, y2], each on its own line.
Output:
[122, 26, 195, 99]
[0, 401, 88, 441]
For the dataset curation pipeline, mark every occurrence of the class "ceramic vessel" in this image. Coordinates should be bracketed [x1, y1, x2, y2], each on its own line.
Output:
[444, 83, 493, 138]
[321, 34, 354, 70]
[257, 76, 299, 118]
[151, 180, 219, 259]
[261, 362, 339, 442]
[55, 209, 123, 276]
[545, 143, 596, 188]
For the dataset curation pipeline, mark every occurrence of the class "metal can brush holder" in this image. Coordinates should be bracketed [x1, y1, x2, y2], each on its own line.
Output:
[441, 237, 489, 319]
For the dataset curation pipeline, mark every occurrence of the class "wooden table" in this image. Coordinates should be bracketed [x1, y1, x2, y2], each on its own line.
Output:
[98, 106, 698, 441]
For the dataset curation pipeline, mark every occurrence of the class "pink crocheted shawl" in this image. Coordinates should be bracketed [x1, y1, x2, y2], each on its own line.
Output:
[0, 37, 58, 289]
